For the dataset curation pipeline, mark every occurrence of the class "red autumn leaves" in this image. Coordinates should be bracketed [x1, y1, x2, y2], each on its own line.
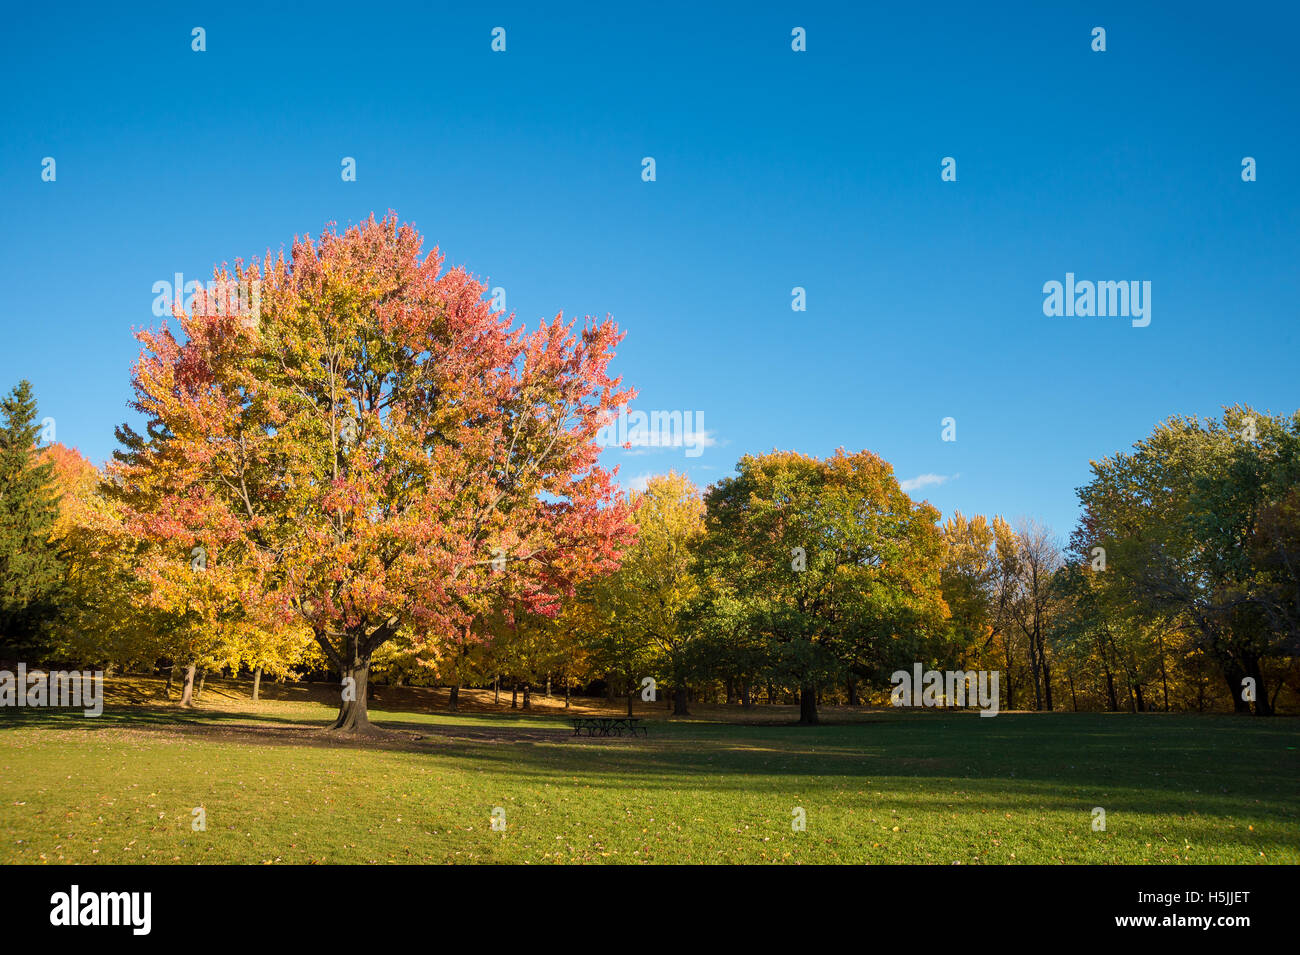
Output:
[111, 213, 636, 726]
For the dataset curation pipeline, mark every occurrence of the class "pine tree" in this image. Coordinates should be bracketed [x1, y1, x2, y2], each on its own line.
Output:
[0, 380, 64, 655]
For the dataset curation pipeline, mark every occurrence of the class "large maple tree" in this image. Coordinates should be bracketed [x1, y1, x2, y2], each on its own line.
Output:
[113, 214, 634, 731]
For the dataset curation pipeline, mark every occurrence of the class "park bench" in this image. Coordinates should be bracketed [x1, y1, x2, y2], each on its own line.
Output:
[570, 716, 648, 738]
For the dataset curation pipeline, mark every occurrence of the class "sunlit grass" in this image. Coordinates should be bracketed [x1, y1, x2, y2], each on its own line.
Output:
[1, 680, 1295, 864]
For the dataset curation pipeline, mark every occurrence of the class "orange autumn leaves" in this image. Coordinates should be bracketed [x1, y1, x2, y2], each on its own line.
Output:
[107, 214, 636, 720]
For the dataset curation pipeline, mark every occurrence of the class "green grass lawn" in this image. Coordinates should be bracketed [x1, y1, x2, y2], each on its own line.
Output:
[1, 691, 1296, 864]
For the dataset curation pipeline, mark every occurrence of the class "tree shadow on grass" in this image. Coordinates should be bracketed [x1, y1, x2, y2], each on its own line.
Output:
[0, 703, 576, 752]
[0, 705, 317, 731]
[4, 706, 1297, 842]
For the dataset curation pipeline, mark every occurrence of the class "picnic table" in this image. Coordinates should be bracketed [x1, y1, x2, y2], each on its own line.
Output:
[570, 716, 648, 738]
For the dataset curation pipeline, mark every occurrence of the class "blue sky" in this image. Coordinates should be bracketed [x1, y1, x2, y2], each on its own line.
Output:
[2, 1, 1297, 539]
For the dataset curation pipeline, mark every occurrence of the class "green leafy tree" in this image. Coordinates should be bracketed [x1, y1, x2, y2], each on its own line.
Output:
[702, 450, 948, 724]
[1075, 406, 1300, 714]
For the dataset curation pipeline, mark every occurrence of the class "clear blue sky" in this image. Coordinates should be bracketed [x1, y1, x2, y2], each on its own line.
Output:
[3, 1, 1297, 539]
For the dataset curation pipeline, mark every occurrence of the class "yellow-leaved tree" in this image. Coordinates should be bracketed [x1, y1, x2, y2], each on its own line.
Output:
[589, 472, 705, 716]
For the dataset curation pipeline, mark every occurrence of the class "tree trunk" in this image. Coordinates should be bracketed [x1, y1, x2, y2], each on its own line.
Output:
[627, 689, 635, 718]
[1028, 642, 1043, 711]
[1269, 675, 1286, 713]
[449, 683, 461, 711]
[741, 679, 752, 709]
[179, 665, 197, 707]
[1100, 638, 1119, 711]
[330, 657, 374, 733]
[846, 678, 858, 706]
[672, 685, 690, 717]
[523, 683, 532, 709]
[799, 684, 818, 725]
[494, 675, 500, 704]
[545, 674, 551, 698]
[196, 668, 207, 700]
[1003, 641, 1016, 711]
[1244, 656, 1272, 716]
[252, 666, 262, 702]
[1158, 633, 1171, 711]
[164, 664, 174, 700]
[1041, 651, 1053, 710]
[1220, 659, 1251, 713]
[564, 681, 570, 708]
[511, 684, 519, 709]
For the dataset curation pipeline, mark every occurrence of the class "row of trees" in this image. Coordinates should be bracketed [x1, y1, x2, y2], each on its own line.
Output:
[9, 397, 1297, 724]
[2, 216, 1296, 726]
[532, 419, 1299, 723]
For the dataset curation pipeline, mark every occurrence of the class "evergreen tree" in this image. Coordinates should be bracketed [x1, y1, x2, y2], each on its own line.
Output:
[0, 380, 64, 655]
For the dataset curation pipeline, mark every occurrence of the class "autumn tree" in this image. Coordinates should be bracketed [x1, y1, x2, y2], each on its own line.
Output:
[702, 450, 948, 724]
[232, 620, 315, 701]
[41, 444, 135, 667]
[1075, 406, 1300, 714]
[591, 472, 704, 716]
[39, 443, 216, 702]
[41, 444, 137, 669]
[485, 598, 575, 709]
[113, 214, 634, 731]
[1049, 560, 1182, 712]
[1003, 519, 1064, 710]
[541, 592, 598, 707]
[939, 512, 1018, 667]
[580, 579, 655, 717]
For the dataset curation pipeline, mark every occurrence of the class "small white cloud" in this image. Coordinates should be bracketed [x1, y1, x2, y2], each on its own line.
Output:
[626, 473, 654, 492]
[899, 472, 958, 493]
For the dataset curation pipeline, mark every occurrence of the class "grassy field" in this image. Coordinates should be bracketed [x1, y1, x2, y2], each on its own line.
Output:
[1, 677, 1296, 864]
